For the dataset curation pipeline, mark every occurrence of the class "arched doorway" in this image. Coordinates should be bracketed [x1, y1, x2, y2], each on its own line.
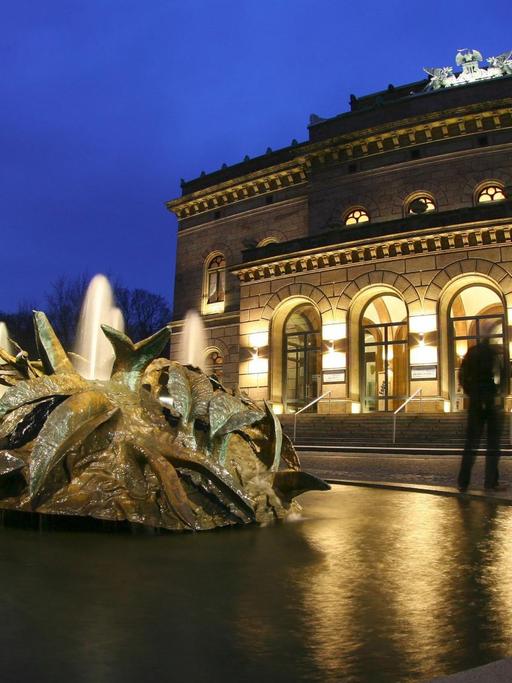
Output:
[361, 295, 408, 412]
[282, 303, 322, 412]
[449, 285, 506, 411]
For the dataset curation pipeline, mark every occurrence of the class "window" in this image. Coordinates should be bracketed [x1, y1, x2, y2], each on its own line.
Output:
[476, 184, 506, 203]
[407, 195, 436, 215]
[345, 208, 370, 225]
[205, 254, 226, 306]
[205, 350, 224, 379]
[257, 237, 280, 247]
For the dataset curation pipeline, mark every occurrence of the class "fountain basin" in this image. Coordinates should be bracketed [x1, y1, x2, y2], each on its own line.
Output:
[0, 485, 510, 682]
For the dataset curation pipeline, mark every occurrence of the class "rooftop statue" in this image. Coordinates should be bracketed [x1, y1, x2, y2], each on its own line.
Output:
[424, 48, 512, 90]
[0, 312, 329, 531]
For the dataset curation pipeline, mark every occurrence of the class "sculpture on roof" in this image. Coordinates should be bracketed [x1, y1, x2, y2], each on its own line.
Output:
[424, 48, 512, 90]
[0, 312, 329, 531]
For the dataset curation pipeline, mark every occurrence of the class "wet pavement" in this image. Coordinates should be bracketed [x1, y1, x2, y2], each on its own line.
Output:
[1, 485, 512, 682]
[300, 453, 512, 498]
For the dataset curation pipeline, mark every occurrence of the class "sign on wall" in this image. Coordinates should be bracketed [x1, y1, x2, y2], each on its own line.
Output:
[410, 365, 437, 380]
[323, 370, 346, 384]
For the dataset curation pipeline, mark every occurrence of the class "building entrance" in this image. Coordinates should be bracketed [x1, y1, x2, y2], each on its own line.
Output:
[449, 286, 506, 411]
[283, 304, 321, 412]
[361, 295, 408, 412]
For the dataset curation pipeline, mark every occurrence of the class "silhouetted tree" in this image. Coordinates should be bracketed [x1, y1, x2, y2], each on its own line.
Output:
[115, 287, 172, 342]
[0, 304, 38, 357]
[0, 276, 172, 356]
[45, 275, 89, 350]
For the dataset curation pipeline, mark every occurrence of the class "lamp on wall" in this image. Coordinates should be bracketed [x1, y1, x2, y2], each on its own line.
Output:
[323, 347, 346, 370]
[248, 331, 269, 375]
[248, 332, 269, 349]
[409, 314, 437, 334]
[410, 339, 438, 365]
[322, 323, 346, 341]
[249, 354, 268, 374]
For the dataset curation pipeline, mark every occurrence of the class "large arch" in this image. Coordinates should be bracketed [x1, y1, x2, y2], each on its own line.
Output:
[268, 295, 324, 407]
[262, 282, 333, 322]
[346, 284, 410, 408]
[437, 272, 507, 403]
[336, 270, 420, 315]
[425, 258, 512, 313]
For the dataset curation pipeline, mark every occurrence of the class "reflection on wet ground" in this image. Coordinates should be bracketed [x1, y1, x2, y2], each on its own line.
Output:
[0, 486, 511, 683]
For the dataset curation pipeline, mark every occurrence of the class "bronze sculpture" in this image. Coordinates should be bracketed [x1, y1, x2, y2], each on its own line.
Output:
[0, 312, 329, 531]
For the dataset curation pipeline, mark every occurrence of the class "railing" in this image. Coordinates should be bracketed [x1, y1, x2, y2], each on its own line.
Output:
[392, 389, 422, 444]
[293, 390, 332, 442]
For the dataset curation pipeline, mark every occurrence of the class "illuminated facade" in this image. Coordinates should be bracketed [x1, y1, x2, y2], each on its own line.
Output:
[168, 52, 512, 414]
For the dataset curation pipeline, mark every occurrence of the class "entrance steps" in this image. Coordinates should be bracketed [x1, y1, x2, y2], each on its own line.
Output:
[278, 413, 512, 455]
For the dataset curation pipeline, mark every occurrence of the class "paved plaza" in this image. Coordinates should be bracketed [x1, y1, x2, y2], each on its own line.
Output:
[300, 453, 512, 501]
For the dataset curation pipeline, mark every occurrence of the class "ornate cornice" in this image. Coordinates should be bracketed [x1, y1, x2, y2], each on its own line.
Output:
[231, 218, 512, 283]
[166, 101, 512, 220]
[167, 163, 307, 219]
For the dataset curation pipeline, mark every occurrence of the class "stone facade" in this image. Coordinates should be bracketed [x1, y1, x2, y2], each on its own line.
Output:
[168, 67, 512, 414]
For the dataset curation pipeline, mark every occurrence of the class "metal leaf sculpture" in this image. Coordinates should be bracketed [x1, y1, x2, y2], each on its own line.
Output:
[0, 311, 329, 531]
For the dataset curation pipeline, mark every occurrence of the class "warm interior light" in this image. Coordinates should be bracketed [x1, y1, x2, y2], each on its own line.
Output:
[351, 402, 361, 414]
[456, 340, 468, 359]
[248, 332, 268, 349]
[410, 342, 438, 365]
[323, 347, 346, 369]
[409, 314, 437, 334]
[443, 400, 451, 413]
[271, 403, 283, 415]
[322, 323, 346, 341]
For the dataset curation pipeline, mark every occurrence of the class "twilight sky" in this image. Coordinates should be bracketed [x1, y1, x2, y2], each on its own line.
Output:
[1, 0, 510, 312]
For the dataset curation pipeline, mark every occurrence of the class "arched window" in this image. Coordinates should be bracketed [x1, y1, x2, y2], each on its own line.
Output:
[205, 350, 224, 379]
[283, 303, 321, 412]
[344, 208, 370, 225]
[204, 253, 226, 312]
[406, 194, 436, 216]
[361, 294, 408, 412]
[476, 183, 506, 203]
[257, 237, 280, 247]
[449, 285, 505, 412]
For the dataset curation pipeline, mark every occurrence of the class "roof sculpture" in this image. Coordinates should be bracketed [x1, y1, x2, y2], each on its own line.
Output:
[424, 48, 512, 90]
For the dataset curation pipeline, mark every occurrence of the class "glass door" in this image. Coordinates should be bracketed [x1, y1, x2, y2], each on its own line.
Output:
[450, 313, 505, 411]
[283, 304, 321, 413]
[363, 321, 408, 412]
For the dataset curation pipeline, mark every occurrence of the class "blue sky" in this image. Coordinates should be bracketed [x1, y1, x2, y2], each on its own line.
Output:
[1, 0, 510, 311]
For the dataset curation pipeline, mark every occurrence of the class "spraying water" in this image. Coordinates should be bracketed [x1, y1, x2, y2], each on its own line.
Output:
[178, 310, 207, 371]
[73, 274, 125, 380]
[0, 322, 12, 359]
[0, 322, 13, 397]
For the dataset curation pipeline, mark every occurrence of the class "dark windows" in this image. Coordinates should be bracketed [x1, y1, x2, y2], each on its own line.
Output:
[406, 194, 436, 215]
[205, 254, 226, 309]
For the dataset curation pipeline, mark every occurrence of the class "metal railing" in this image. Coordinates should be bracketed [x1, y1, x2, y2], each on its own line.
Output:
[392, 389, 422, 444]
[293, 390, 332, 442]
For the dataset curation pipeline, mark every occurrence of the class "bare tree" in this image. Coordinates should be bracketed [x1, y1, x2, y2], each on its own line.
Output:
[45, 275, 89, 350]
[0, 303, 38, 357]
[1, 276, 172, 358]
[115, 287, 172, 342]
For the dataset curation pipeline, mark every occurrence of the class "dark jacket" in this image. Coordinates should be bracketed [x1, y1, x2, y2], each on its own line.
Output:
[459, 341, 502, 397]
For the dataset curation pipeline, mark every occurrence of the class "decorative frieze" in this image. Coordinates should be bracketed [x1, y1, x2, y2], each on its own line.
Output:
[167, 105, 512, 220]
[232, 221, 512, 283]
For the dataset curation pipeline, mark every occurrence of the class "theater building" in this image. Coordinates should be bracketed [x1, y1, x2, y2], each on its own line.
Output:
[167, 49, 512, 415]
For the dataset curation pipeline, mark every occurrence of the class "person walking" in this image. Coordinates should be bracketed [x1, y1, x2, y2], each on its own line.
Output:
[457, 336, 505, 492]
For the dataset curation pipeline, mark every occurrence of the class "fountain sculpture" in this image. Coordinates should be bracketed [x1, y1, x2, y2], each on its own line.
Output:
[0, 312, 328, 531]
